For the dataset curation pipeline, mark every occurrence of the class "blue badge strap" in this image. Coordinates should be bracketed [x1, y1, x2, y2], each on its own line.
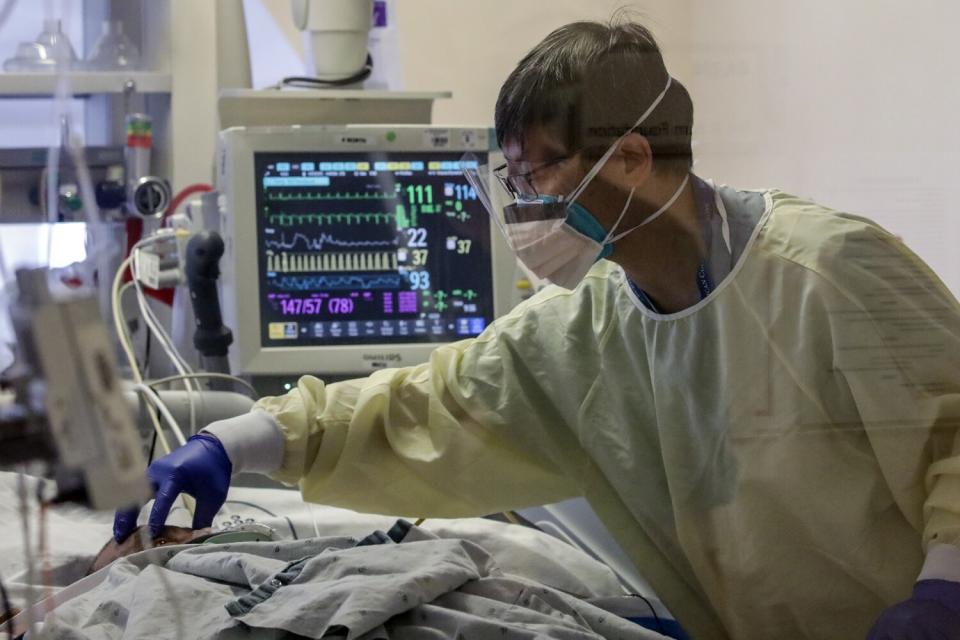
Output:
[629, 280, 660, 313]
[628, 177, 715, 311]
[696, 263, 713, 299]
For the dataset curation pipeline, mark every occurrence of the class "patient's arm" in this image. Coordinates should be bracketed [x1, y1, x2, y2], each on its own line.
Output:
[88, 526, 208, 575]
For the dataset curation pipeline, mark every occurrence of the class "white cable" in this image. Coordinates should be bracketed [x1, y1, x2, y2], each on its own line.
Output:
[16, 472, 37, 638]
[114, 237, 205, 455]
[127, 236, 201, 431]
[119, 281, 135, 302]
[136, 296, 193, 386]
[112, 254, 171, 456]
[130, 250, 200, 434]
[129, 240, 196, 383]
[133, 283, 188, 374]
[112, 257, 137, 378]
[131, 383, 187, 447]
[112, 248, 193, 526]
[147, 373, 259, 400]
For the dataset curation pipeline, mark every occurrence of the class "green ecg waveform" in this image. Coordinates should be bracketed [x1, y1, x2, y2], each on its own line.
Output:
[267, 203, 451, 228]
[267, 190, 397, 202]
[268, 212, 395, 226]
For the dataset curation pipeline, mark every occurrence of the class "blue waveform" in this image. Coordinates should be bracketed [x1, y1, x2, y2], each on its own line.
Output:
[264, 231, 397, 252]
[272, 273, 406, 292]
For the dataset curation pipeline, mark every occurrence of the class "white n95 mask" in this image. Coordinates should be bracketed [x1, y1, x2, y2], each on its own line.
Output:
[509, 173, 687, 290]
[507, 193, 629, 290]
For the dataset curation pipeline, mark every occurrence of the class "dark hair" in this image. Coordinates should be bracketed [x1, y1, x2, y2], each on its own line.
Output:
[494, 14, 694, 174]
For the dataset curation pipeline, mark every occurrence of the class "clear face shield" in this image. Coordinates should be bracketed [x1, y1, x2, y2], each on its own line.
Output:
[463, 76, 681, 290]
[462, 159, 568, 250]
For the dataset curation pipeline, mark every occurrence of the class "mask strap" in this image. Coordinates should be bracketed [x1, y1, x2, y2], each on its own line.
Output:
[567, 75, 674, 205]
[607, 173, 690, 244]
[601, 186, 636, 244]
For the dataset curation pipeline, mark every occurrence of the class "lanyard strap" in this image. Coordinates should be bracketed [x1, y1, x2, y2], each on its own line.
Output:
[628, 263, 712, 314]
[695, 262, 714, 299]
[626, 177, 724, 312]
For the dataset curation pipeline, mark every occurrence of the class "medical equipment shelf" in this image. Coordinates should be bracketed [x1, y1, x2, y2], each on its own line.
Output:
[218, 89, 452, 128]
[0, 71, 172, 97]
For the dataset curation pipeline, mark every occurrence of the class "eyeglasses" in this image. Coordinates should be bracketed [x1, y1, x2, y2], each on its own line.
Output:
[493, 156, 570, 201]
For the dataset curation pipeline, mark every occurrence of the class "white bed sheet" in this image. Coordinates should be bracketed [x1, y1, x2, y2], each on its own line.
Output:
[0, 471, 625, 615]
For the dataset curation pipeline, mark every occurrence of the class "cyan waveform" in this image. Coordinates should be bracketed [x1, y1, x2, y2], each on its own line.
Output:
[272, 273, 405, 292]
[264, 231, 397, 252]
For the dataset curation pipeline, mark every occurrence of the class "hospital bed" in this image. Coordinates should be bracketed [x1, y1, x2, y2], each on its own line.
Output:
[0, 470, 680, 639]
[121, 386, 659, 599]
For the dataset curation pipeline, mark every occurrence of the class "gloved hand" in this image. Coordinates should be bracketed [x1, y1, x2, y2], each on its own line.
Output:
[867, 579, 960, 640]
[113, 433, 233, 543]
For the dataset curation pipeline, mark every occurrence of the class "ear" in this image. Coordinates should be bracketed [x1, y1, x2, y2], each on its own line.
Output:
[614, 132, 654, 187]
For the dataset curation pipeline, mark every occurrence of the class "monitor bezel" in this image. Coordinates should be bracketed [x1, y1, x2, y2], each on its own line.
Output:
[217, 124, 513, 376]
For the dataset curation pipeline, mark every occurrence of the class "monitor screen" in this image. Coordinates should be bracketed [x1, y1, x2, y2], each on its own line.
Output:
[254, 151, 493, 347]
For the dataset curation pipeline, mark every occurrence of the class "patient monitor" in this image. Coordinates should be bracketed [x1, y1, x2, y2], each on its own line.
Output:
[217, 125, 512, 376]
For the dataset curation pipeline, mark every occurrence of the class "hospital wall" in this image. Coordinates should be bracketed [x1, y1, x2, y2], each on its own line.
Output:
[398, 0, 960, 295]
[681, 0, 960, 295]
[394, 0, 694, 126]
[244, 0, 694, 123]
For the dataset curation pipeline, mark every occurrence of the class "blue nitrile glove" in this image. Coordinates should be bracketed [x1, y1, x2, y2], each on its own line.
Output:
[867, 579, 960, 640]
[112, 433, 233, 542]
